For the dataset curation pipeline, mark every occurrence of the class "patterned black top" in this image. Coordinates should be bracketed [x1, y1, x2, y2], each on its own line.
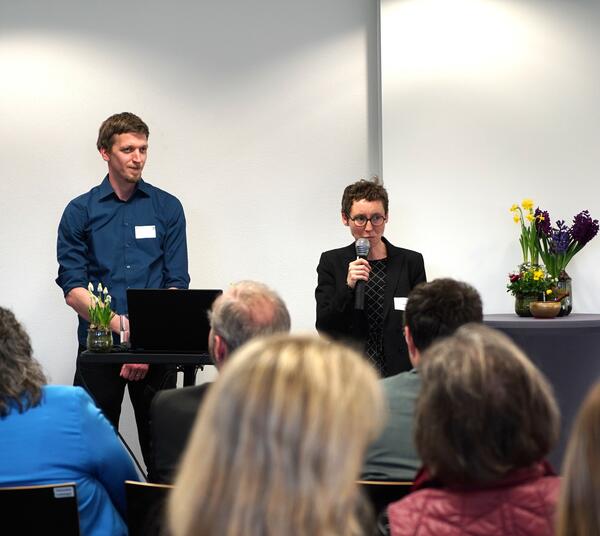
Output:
[365, 258, 387, 376]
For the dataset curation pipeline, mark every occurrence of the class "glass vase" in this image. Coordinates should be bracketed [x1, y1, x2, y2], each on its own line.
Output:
[557, 271, 572, 317]
[86, 328, 113, 352]
[515, 293, 538, 317]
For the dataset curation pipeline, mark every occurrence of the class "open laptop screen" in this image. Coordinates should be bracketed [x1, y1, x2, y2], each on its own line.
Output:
[127, 289, 222, 353]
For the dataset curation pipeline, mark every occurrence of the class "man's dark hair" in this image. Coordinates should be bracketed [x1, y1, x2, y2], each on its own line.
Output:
[341, 177, 388, 217]
[96, 112, 149, 151]
[404, 278, 483, 352]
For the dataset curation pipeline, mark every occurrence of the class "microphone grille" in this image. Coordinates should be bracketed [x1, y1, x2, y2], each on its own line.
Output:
[355, 238, 370, 257]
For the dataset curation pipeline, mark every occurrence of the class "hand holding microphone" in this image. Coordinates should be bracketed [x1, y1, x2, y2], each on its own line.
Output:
[350, 238, 370, 310]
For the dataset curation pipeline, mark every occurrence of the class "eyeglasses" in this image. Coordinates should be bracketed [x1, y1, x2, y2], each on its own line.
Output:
[349, 214, 386, 227]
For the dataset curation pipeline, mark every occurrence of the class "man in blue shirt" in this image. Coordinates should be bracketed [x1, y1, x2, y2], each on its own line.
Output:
[56, 112, 190, 476]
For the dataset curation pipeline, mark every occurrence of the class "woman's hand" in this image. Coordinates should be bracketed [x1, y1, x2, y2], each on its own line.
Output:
[346, 258, 371, 289]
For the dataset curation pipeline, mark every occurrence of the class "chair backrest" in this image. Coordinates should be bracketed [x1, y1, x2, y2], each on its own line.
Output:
[125, 480, 174, 536]
[357, 480, 413, 517]
[0, 482, 80, 535]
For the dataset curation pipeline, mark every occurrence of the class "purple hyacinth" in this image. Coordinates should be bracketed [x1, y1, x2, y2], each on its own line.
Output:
[571, 210, 599, 246]
[550, 220, 570, 254]
[535, 208, 551, 237]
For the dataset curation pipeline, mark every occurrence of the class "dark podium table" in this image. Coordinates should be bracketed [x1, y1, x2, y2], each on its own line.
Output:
[78, 350, 212, 387]
[484, 313, 600, 471]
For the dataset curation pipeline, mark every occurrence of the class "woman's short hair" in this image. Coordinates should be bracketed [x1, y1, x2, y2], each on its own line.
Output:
[0, 307, 46, 417]
[415, 323, 559, 484]
[168, 334, 385, 536]
[341, 177, 389, 217]
[556, 380, 600, 536]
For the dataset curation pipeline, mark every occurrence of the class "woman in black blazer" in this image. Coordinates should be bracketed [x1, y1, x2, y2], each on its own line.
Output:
[315, 178, 426, 377]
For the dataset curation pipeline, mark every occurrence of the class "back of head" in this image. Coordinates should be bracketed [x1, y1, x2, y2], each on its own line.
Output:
[96, 112, 149, 151]
[341, 176, 389, 217]
[209, 280, 291, 353]
[169, 334, 384, 536]
[404, 278, 483, 353]
[557, 381, 600, 536]
[415, 323, 559, 485]
[0, 307, 46, 417]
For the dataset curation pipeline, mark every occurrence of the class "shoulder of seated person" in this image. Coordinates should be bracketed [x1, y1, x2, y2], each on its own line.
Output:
[154, 384, 210, 405]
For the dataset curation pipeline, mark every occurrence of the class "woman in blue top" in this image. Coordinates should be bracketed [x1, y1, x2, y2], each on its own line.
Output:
[0, 306, 141, 536]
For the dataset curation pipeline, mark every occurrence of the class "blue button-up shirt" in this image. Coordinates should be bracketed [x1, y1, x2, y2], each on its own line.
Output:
[56, 176, 190, 345]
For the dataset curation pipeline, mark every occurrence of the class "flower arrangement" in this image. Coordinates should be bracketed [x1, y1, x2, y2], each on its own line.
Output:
[509, 199, 541, 265]
[534, 208, 599, 279]
[506, 264, 556, 298]
[87, 282, 115, 330]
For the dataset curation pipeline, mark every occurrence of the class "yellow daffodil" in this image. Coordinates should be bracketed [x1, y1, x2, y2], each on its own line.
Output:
[510, 204, 518, 212]
[526, 213, 534, 222]
[513, 214, 520, 223]
[522, 198, 534, 211]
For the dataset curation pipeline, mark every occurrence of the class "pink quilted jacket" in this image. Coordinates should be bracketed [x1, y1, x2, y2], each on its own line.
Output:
[388, 462, 560, 536]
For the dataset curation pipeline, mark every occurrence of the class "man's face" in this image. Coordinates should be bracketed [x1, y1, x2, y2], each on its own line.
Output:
[100, 132, 148, 185]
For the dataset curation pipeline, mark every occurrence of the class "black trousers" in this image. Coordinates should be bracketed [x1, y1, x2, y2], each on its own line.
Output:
[74, 346, 176, 477]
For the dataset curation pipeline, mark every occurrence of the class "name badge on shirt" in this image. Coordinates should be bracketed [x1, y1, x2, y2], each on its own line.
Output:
[135, 225, 156, 239]
[394, 297, 408, 311]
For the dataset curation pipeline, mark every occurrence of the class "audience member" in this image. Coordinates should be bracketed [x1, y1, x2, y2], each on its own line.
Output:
[362, 278, 483, 481]
[556, 380, 600, 536]
[0, 307, 140, 536]
[168, 334, 385, 536]
[387, 324, 560, 536]
[149, 280, 290, 483]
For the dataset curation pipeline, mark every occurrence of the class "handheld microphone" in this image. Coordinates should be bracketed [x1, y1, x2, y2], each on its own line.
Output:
[354, 238, 370, 310]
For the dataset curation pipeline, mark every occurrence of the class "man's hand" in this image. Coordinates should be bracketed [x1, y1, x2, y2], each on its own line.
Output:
[120, 363, 149, 381]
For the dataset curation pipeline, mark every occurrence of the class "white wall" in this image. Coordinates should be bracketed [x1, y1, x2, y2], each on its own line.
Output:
[0, 0, 380, 469]
[381, 0, 600, 313]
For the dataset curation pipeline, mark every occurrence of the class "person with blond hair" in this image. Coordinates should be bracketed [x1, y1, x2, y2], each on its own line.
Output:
[168, 334, 385, 536]
[388, 324, 560, 536]
[556, 380, 600, 536]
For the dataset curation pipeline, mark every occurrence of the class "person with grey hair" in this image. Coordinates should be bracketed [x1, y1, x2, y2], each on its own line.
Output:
[149, 280, 291, 483]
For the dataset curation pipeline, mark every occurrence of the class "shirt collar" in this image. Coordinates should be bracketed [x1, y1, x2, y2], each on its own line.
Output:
[98, 175, 150, 201]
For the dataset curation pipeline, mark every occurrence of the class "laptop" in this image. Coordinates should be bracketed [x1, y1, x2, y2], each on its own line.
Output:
[126, 288, 222, 354]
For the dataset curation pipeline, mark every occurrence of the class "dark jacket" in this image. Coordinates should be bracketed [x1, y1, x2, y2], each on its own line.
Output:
[315, 238, 426, 376]
[149, 383, 211, 484]
[388, 462, 560, 536]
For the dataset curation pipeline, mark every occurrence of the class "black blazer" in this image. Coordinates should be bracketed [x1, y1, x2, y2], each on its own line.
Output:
[315, 237, 426, 376]
[149, 383, 211, 484]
